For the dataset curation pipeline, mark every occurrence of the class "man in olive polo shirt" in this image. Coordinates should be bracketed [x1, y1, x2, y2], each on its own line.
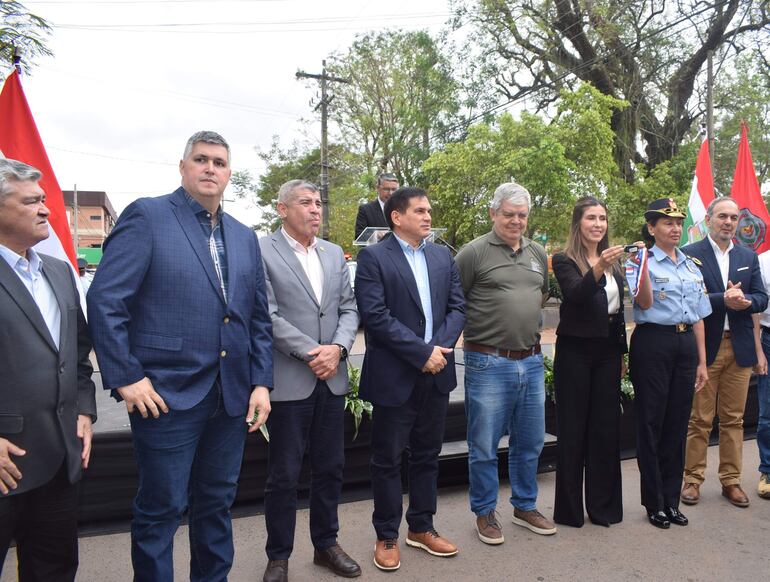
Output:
[455, 181, 555, 546]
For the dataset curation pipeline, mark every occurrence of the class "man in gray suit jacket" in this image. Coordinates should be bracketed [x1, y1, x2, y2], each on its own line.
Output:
[259, 180, 360, 582]
[0, 159, 96, 581]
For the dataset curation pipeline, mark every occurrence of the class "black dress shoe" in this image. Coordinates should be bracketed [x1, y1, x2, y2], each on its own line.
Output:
[313, 543, 362, 578]
[665, 507, 689, 526]
[263, 559, 288, 582]
[646, 510, 670, 529]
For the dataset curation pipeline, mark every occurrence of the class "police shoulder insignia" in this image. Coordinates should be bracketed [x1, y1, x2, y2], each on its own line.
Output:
[687, 255, 702, 266]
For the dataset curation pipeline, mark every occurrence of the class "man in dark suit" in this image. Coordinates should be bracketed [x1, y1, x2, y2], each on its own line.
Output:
[88, 131, 273, 581]
[0, 158, 96, 581]
[259, 180, 360, 581]
[355, 187, 465, 571]
[353, 173, 398, 240]
[681, 196, 768, 508]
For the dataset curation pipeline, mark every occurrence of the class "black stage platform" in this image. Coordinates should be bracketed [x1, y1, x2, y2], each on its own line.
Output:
[79, 349, 760, 531]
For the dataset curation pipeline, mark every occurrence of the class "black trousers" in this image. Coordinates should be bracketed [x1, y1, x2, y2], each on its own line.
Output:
[553, 335, 623, 527]
[370, 375, 449, 540]
[0, 463, 79, 582]
[264, 381, 345, 560]
[629, 324, 696, 511]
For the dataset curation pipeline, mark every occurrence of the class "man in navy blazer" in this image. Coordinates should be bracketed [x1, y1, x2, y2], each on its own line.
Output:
[681, 196, 768, 508]
[355, 187, 465, 571]
[88, 131, 273, 581]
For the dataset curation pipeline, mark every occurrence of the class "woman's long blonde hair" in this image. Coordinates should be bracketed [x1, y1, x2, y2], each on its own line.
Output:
[564, 197, 621, 277]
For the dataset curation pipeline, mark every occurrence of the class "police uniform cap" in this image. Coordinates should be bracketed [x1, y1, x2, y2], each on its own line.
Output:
[644, 198, 686, 221]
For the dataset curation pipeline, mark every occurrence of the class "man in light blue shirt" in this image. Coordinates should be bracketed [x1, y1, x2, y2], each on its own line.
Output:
[0, 158, 96, 580]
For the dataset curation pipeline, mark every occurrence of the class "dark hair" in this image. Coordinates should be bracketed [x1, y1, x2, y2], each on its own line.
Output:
[641, 218, 660, 247]
[564, 197, 619, 276]
[383, 187, 428, 230]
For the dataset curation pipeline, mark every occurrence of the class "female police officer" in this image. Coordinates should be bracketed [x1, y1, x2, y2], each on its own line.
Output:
[626, 198, 711, 529]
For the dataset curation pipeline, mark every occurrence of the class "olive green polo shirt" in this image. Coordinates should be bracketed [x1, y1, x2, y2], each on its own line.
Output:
[455, 230, 548, 350]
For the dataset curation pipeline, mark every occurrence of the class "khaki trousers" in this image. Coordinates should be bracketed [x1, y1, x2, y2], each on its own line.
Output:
[684, 336, 752, 486]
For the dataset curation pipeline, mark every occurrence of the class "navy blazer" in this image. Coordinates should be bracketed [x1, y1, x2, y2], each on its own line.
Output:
[354, 235, 466, 407]
[88, 188, 273, 416]
[682, 237, 768, 367]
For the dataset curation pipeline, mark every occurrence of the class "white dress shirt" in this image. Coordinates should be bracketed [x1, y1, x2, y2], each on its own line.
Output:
[0, 244, 61, 349]
[707, 233, 733, 331]
[281, 228, 324, 304]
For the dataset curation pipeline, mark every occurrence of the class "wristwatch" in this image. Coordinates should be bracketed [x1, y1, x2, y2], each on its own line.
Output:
[334, 343, 348, 361]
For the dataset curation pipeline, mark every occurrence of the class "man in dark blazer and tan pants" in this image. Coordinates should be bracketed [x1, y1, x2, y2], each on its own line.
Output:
[0, 158, 96, 581]
[681, 196, 768, 507]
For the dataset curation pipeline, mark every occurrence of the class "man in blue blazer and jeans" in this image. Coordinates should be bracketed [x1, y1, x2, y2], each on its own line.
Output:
[88, 131, 273, 581]
[355, 187, 465, 572]
[681, 196, 768, 508]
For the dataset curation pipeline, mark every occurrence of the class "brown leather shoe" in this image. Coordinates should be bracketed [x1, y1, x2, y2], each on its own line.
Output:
[680, 482, 700, 505]
[262, 559, 288, 582]
[373, 539, 400, 571]
[406, 529, 458, 557]
[722, 484, 750, 507]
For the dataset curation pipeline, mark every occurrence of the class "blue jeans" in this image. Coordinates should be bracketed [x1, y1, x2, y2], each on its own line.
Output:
[128, 382, 247, 582]
[464, 351, 545, 515]
[757, 331, 770, 474]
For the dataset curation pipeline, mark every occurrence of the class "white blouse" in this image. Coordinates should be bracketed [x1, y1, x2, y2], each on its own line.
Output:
[605, 271, 620, 315]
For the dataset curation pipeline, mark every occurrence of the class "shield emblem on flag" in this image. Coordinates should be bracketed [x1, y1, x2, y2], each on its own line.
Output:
[734, 207, 766, 251]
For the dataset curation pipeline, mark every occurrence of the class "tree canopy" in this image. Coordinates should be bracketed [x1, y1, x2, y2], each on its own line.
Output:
[0, 1, 52, 77]
[454, 0, 770, 181]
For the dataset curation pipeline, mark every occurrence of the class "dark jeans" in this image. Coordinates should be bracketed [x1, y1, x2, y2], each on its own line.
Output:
[264, 381, 345, 560]
[553, 335, 623, 527]
[128, 382, 247, 582]
[370, 374, 449, 540]
[630, 325, 696, 511]
[0, 463, 79, 582]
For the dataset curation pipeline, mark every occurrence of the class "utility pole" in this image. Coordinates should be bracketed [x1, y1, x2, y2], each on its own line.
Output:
[296, 60, 350, 240]
[707, 50, 715, 182]
[73, 184, 79, 250]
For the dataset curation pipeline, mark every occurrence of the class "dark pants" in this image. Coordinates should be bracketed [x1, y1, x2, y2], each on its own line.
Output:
[128, 382, 247, 582]
[0, 463, 79, 582]
[264, 381, 345, 560]
[370, 374, 449, 540]
[630, 325, 696, 511]
[553, 335, 623, 527]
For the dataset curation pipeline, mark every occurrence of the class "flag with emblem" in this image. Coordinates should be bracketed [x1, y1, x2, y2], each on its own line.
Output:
[0, 69, 78, 269]
[731, 122, 770, 256]
[681, 136, 715, 246]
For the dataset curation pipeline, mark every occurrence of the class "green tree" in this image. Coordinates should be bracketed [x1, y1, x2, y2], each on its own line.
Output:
[454, 0, 770, 181]
[323, 29, 460, 184]
[232, 139, 365, 253]
[424, 84, 627, 247]
[0, 1, 52, 78]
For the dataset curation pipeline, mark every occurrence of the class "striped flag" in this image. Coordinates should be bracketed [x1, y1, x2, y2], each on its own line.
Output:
[731, 122, 770, 255]
[681, 137, 715, 246]
[0, 69, 86, 307]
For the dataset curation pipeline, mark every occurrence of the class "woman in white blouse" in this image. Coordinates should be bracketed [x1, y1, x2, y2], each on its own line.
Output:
[551, 197, 629, 527]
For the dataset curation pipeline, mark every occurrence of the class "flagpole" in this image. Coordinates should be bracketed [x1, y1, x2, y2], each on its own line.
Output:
[707, 50, 715, 185]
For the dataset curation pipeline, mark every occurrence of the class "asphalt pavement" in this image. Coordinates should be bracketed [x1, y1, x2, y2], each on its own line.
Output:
[3, 440, 768, 581]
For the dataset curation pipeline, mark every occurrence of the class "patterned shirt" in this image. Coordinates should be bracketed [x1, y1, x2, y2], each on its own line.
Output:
[184, 191, 228, 302]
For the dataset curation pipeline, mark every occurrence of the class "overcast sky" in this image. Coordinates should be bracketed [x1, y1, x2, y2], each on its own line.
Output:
[14, 0, 452, 225]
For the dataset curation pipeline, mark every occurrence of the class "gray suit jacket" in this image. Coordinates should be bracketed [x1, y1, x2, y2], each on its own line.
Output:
[259, 230, 358, 401]
[0, 253, 96, 495]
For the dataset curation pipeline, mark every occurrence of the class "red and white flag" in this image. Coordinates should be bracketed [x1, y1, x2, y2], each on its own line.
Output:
[0, 69, 78, 269]
[731, 122, 770, 256]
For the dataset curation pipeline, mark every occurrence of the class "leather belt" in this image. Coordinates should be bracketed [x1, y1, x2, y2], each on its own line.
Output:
[463, 341, 541, 360]
[723, 330, 732, 339]
[639, 323, 693, 333]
